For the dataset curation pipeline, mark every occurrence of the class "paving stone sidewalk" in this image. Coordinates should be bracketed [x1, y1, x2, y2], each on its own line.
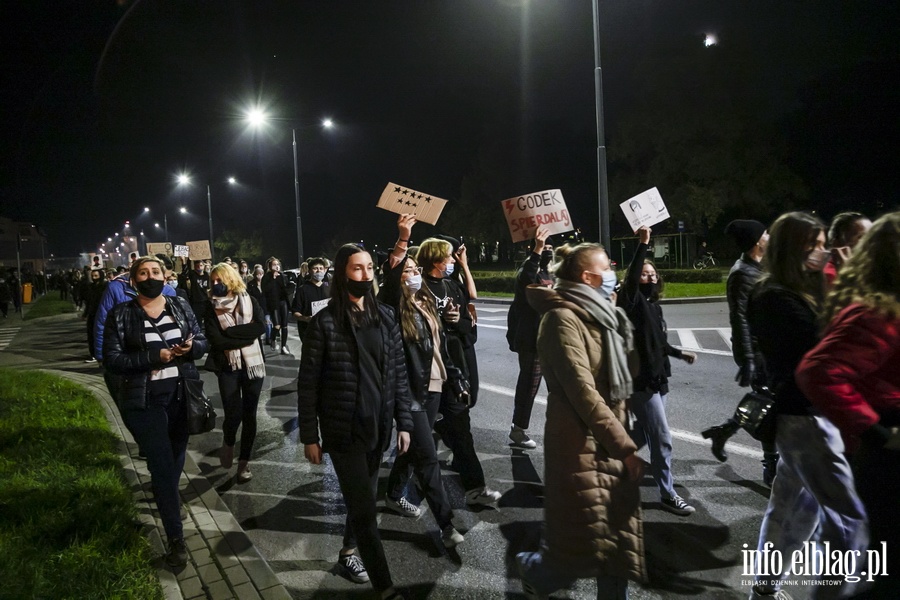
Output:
[0, 304, 291, 600]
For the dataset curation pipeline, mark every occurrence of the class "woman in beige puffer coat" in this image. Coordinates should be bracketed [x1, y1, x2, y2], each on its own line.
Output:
[517, 242, 646, 600]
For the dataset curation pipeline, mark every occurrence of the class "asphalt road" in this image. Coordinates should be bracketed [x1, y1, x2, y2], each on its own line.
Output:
[179, 299, 812, 600]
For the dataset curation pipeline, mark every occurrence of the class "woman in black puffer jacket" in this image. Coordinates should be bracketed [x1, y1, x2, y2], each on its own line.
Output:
[297, 243, 413, 600]
[377, 214, 468, 550]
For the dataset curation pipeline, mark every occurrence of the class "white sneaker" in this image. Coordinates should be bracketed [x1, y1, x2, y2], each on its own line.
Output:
[84, 357, 97, 363]
[465, 486, 501, 506]
[385, 495, 422, 518]
[441, 525, 464, 548]
[661, 494, 696, 516]
[509, 425, 537, 449]
[338, 553, 369, 584]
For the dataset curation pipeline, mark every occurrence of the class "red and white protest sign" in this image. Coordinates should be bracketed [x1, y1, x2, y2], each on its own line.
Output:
[501, 189, 573, 243]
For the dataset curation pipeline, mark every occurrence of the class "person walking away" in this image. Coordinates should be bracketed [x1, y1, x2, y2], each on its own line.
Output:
[517, 241, 646, 600]
[103, 256, 208, 568]
[297, 244, 413, 600]
[506, 226, 555, 449]
[205, 263, 267, 483]
[823, 211, 872, 288]
[702, 219, 778, 484]
[796, 211, 900, 599]
[417, 238, 502, 506]
[291, 257, 331, 344]
[379, 214, 467, 547]
[617, 225, 697, 516]
[183, 260, 210, 325]
[747, 211, 868, 599]
[262, 256, 292, 355]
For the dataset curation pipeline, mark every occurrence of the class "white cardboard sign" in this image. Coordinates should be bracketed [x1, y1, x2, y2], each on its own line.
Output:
[619, 187, 670, 232]
[174, 245, 190, 258]
[376, 182, 448, 225]
[501, 189, 573, 243]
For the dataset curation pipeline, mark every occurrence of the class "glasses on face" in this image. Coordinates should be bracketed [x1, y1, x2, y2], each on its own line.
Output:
[402, 266, 423, 275]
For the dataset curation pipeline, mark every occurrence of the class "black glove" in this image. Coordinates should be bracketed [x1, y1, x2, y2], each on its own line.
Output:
[448, 374, 471, 407]
[735, 361, 755, 387]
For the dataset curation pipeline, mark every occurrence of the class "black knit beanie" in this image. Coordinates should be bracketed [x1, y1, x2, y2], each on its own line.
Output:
[724, 220, 766, 253]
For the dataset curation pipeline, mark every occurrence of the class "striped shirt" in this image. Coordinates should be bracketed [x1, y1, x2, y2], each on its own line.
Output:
[143, 311, 184, 393]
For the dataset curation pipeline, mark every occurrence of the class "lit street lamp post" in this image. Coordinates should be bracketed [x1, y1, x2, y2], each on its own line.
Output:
[246, 108, 334, 265]
[177, 174, 236, 263]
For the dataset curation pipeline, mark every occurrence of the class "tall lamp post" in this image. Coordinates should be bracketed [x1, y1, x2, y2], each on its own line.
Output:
[245, 108, 334, 264]
[592, 0, 611, 252]
[176, 174, 237, 262]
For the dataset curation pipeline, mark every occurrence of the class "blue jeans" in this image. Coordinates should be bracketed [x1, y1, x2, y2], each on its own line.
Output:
[754, 415, 868, 598]
[518, 551, 628, 599]
[628, 389, 676, 499]
[121, 389, 189, 541]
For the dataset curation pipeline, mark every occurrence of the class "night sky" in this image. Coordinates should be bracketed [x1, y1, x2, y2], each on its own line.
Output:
[2, 0, 897, 263]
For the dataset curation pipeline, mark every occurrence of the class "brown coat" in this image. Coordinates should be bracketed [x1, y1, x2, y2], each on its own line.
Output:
[528, 286, 647, 583]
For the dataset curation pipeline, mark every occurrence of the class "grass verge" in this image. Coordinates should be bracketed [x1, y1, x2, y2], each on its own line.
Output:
[0, 368, 163, 600]
[23, 294, 77, 320]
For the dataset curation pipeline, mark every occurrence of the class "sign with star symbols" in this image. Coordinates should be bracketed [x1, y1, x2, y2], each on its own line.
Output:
[376, 182, 448, 225]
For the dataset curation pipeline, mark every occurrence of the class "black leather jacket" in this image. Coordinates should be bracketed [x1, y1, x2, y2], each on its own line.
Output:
[378, 256, 467, 410]
[726, 254, 763, 372]
[103, 295, 209, 411]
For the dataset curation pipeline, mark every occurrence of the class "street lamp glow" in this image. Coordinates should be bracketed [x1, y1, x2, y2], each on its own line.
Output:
[144, 207, 150, 212]
[704, 34, 718, 47]
[154, 223, 160, 228]
[228, 176, 237, 185]
[177, 173, 191, 186]
[246, 107, 268, 128]
[322, 118, 334, 129]
[179, 207, 187, 214]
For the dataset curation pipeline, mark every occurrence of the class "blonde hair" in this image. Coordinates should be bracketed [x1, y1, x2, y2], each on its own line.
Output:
[551, 243, 606, 282]
[824, 211, 900, 323]
[415, 238, 453, 274]
[209, 262, 246, 294]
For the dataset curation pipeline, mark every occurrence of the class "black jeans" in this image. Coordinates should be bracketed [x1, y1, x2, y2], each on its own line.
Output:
[386, 392, 453, 528]
[329, 448, 394, 593]
[269, 300, 290, 346]
[512, 351, 542, 430]
[217, 369, 264, 461]
[434, 388, 486, 493]
[121, 389, 189, 541]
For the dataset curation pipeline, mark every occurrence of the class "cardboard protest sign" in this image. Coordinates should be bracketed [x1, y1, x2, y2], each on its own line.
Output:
[501, 189, 573, 243]
[619, 187, 670, 232]
[147, 242, 173, 257]
[187, 240, 211, 260]
[376, 183, 448, 225]
[174, 245, 190, 258]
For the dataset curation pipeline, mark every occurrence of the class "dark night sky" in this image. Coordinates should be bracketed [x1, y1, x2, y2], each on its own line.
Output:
[2, 0, 897, 262]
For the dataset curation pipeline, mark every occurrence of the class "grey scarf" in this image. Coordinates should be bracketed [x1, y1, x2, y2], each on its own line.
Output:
[554, 280, 635, 404]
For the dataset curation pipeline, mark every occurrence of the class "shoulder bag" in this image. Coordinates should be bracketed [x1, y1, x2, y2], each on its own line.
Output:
[734, 385, 776, 444]
[146, 312, 217, 435]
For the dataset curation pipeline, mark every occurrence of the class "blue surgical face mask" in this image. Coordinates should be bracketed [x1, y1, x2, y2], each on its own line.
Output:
[442, 263, 455, 277]
[600, 270, 618, 298]
[406, 273, 423, 292]
[312, 271, 325, 282]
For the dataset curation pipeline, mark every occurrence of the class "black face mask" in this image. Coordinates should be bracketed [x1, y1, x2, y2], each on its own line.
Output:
[539, 249, 553, 269]
[346, 279, 373, 298]
[135, 278, 165, 299]
[639, 282, 657, 298]
[211, 283, 228, 297]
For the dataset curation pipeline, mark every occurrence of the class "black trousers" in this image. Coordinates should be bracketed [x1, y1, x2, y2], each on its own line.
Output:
[512, 351, 542, 430]
[386, 392, 453, 528]
[268, 300, 290, 346]
[434, 389, 486, 493]
[217, 369, 264, 461]
[329, 448, 394, 593]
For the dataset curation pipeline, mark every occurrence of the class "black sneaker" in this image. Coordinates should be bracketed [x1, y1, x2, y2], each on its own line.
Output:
[661, 495, 695, 516]
[338, 553, 369, 584]
[165, 537, 187, 568]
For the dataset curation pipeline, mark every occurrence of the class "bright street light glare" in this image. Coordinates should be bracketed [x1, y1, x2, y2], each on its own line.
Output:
[322, 118, 334, 129]
[228, 176, 237, 185]
[246, 107, 268, 127]
[179, 207, 187, 213]
[177, 174, 190, 185]
[154, 223, 160, 228]
[704, 34, 718, 47]
[144, 207, 150, 212]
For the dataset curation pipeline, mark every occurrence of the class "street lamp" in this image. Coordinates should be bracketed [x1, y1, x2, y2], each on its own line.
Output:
[244, 107, 334, 264]
[176, 174, 236, 261]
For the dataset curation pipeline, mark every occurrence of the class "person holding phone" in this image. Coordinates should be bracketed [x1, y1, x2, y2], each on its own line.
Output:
[103, 256, 209, 568]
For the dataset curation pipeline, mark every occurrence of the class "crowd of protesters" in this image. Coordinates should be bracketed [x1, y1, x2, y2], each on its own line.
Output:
[26, 205, 888, 598]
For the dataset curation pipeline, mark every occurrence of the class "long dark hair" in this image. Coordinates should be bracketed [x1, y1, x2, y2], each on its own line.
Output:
[329, 244, 381, 330]
[397, 257, 439, 343]
[759, 211, 826, 310]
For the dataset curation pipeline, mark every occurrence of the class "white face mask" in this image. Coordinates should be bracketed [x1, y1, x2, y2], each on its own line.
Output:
[600, 270, 618, 298]
[406, 273, 423, 292]
[166, 279, 178, 289]
[805, 248, 830, 272]
[442, 263, 455, 277]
